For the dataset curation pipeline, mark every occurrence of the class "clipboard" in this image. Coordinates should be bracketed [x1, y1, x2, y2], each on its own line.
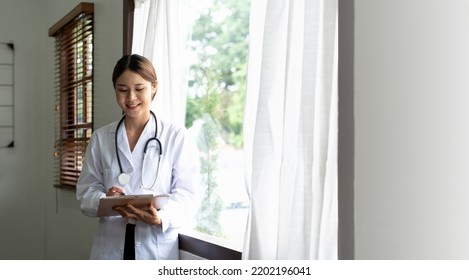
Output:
[97, 194, 171, 217]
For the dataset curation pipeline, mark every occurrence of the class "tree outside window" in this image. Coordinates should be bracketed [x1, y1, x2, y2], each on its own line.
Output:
[185, 0, 250, 247]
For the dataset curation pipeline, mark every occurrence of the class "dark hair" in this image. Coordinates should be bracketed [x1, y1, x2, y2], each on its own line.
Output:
[112, 54, 157, 87]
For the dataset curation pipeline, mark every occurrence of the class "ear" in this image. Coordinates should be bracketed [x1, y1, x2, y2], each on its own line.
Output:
[151, 80, 158, 100]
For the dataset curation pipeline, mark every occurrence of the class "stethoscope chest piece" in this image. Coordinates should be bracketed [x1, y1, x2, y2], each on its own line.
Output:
[118, 173, 131, 185]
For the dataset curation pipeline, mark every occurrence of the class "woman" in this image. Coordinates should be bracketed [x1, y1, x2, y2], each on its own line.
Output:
[76, 54, 198, 260]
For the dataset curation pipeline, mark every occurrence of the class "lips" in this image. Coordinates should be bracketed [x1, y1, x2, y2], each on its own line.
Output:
[126, 103, 140, 110]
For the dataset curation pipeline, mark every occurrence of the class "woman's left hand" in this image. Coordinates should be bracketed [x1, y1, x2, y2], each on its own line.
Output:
[114, 203, 162, 226]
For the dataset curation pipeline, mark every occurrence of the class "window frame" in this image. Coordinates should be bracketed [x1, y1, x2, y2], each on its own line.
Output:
[123, 0, 135, 55]
[49, 2, 94, 188]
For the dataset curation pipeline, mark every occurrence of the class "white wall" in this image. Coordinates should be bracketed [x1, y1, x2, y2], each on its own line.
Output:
[0, 0, 47, 259]
[354, 0, 469, 259]
[0, 0, 122, 259]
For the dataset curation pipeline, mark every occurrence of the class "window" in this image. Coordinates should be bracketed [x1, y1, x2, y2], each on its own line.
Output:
[127, 0, 250, 250]
[184, 0, 250, 249]
[49, 3, 94, 188]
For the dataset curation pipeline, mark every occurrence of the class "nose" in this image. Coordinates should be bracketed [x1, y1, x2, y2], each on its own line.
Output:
[126, 90, 137, 101]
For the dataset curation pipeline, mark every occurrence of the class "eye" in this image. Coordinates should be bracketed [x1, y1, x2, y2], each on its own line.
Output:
[135, 88, 144, 92]
[117, 87, 128, 93]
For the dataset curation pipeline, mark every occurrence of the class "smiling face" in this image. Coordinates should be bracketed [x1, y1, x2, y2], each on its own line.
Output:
[114, 69, 157, 120]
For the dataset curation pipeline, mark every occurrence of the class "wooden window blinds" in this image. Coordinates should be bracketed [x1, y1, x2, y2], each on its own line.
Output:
[49, 3, 94, 188]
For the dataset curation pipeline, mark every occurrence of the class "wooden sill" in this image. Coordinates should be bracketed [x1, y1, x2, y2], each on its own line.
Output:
[178, 230, 242, 260]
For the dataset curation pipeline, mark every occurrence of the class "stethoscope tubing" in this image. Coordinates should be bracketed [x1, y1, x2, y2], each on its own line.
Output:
[115, 111, 162, 176]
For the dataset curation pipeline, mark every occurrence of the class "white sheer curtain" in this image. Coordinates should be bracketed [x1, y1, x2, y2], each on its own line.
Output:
[243, 0, 338, 259]
[132, 0, 191, 126]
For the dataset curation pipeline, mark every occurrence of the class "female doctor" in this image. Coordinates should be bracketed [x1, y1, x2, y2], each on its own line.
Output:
[76, 54, 198, 260]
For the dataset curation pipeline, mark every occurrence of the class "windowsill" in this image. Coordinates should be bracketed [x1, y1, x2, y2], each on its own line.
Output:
[53, 184, 76, 190]
[179, 229, 243, 252]
[178, 229, 242, 260]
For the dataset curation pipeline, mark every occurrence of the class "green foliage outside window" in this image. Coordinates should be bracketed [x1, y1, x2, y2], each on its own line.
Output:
[186, 0, 250, 237]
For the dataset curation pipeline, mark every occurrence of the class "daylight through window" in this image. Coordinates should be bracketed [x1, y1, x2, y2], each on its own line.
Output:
[184, 0, 250, 249]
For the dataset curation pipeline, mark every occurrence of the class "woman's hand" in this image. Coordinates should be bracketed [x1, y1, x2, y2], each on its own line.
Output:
[106, 186, 126, 197]
[113, 203, 162, 226]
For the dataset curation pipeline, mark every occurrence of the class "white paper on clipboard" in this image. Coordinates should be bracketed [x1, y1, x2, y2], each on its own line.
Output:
[97, 194, 171, 217]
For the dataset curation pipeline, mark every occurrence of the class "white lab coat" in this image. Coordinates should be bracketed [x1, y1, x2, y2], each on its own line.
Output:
[76, 114, 199, 260]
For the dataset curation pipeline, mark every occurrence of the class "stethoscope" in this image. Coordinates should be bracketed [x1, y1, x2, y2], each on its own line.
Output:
[115, 111, 162, 190]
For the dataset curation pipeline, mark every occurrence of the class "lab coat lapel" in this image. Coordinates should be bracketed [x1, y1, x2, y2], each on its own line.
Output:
[147, 115, 157, 143]
[142, 114, 158, 150]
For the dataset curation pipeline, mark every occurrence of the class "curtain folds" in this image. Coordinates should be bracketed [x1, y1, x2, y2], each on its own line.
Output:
[132, 0, 190, 126]
[243, 0, 338, 259]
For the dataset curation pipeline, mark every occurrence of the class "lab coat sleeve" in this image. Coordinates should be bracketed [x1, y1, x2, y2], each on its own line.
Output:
[158, 128, 200, 232]
[76, 131, 106, 217]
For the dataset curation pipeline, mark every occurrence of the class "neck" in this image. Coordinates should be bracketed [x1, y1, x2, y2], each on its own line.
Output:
[124, 112, 151, 152]
[124, 111, 151, 132]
